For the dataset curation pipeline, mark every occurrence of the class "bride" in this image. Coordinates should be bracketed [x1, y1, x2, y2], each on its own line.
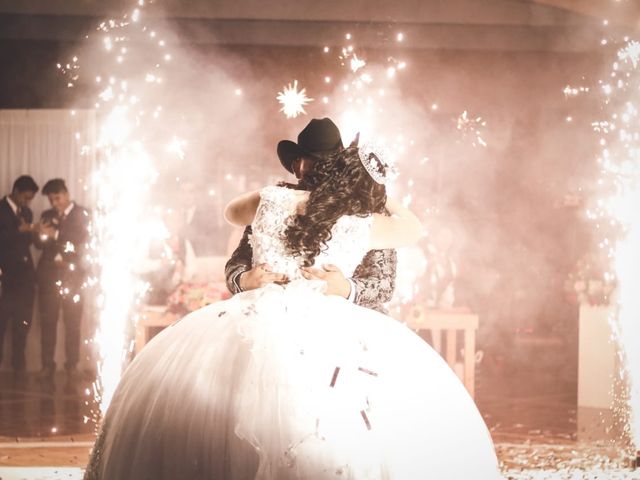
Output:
[84, 142, 501, 480]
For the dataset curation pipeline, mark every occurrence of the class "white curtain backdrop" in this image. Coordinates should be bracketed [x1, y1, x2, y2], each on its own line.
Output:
[0, 109, 98, 372]
[0, 109, 98, 211]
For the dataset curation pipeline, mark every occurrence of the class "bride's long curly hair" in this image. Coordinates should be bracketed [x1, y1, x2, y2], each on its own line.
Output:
[283, 145, 387, 266]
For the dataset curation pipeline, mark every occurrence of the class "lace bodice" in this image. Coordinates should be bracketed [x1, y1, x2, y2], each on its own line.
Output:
[250, 186, 373, 281]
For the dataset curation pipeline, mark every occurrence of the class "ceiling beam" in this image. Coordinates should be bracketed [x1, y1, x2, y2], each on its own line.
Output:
[0, 13, 610, 52]
[531, 0, 640, 27]
[0, 0, 596, 26]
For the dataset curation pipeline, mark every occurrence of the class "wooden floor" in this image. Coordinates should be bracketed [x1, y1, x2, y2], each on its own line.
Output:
[0, 437, 93, 467]
[0, 370, 96, 469]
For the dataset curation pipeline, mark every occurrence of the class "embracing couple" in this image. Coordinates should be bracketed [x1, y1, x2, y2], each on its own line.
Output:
[85, 119, 501, 480]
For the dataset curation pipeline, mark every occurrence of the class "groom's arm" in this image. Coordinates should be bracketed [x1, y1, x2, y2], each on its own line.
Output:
[224, 226, 253, 294]
[225, 225, 289, 293]
[351, 248, 397, 311]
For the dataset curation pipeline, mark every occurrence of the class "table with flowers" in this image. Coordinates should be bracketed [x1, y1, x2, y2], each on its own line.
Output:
[135, 281, 231, 353]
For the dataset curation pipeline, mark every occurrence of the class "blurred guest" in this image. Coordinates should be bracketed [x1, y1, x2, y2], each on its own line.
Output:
[181, 182, 207, 255]
[180, 181, 227, 256]
[424, 226, 458, 309]
[35, 179, 90, 382]
[0, 175, 48, 379]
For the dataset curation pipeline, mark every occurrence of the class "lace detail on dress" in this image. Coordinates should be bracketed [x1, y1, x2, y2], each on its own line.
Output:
[351, 249, 398, 313]
[250, 186, 373, 280]
[250, 186, 304, 281]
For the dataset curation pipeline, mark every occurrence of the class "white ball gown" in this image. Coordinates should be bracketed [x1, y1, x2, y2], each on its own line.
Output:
[85, 186, 501, 480]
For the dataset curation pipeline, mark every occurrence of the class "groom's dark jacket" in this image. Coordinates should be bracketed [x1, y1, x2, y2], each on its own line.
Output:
[225, 226, 397, 313]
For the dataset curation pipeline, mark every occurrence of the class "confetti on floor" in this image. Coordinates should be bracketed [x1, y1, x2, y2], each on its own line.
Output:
[0, 467, 84, 480]
[498, 441, 640, 479]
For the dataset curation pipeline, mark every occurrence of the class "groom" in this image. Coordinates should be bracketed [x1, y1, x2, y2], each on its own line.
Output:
[225, 118, 397, 313]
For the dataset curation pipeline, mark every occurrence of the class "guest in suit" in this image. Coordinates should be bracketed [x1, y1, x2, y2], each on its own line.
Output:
[35, 179, 90, 381]
[0, 175, 46, 379]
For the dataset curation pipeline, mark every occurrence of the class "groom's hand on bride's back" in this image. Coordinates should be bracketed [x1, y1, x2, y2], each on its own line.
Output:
[238, 263, 289, 291]
[300, 264, 351, 298]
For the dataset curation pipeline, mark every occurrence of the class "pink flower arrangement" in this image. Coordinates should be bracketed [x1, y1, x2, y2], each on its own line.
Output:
[167, 281, 231, 314]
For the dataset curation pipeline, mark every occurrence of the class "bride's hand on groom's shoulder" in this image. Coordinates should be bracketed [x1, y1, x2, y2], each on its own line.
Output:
[239, 263, 289, 291]
[300, 265, 351, 299]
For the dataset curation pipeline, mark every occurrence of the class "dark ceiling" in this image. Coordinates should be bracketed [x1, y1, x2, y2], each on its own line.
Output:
[0, 0, 628, 51]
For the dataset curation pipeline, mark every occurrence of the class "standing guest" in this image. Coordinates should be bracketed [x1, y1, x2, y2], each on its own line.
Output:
[0, 175, 47, 380]
[35, 179, 90, 382]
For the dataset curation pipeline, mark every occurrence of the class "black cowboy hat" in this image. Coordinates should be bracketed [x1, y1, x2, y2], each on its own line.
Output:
[277, 118, 344, 173]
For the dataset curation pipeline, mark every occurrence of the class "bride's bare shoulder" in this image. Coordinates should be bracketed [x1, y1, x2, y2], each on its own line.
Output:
[223, 190, 262, 227]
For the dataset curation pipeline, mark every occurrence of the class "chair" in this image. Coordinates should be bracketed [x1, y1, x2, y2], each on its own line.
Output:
[404, 306, 479, 398]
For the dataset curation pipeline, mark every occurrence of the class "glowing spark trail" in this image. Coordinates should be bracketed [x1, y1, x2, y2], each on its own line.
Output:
[350, 54, 366, 73]
[456, 110, 487, 148]
[592, 37, 640, 454]
[277, 80, 313, 119]
[60, 2, 181, 416]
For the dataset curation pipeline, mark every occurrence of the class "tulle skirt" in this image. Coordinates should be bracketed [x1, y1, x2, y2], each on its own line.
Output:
[86, 282, 501, 480]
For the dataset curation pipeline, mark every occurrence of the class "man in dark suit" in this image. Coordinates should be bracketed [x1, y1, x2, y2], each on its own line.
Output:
[225, 118, 397, 313]
[0, 175, 47, 379]
[35, 179, 90, 381]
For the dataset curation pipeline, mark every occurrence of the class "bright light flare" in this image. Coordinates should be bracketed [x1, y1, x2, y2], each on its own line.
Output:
[619, 41, 640, 68]
[167, 136, 187, 160]
[92, 133, 157, 413]
[277, 80, 313, 119]
[350, 55, 366, 73]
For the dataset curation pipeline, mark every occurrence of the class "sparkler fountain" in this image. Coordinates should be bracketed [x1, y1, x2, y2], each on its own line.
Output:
[59, 1, 184, 416]
[592, 39, 640, 465]
[92, 108, 159, 414]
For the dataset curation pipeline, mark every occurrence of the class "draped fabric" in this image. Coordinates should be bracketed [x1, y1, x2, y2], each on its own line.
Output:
[0, 109, 98, 211]
[0, 109, 98, 372]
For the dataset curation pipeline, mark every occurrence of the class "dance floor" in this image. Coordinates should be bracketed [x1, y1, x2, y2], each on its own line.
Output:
[0, 365, 637, 479]
[0, 467, 82, 480]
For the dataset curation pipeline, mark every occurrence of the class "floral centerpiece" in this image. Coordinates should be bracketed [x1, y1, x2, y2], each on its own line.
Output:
[167, 281, 231, 315]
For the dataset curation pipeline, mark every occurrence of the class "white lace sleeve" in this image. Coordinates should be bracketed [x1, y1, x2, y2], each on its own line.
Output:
[249, 186, 304, 280]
